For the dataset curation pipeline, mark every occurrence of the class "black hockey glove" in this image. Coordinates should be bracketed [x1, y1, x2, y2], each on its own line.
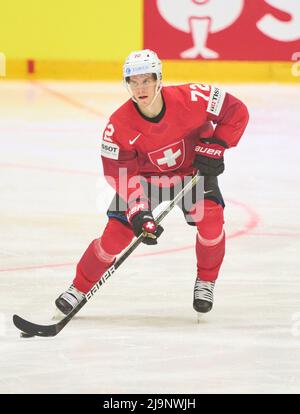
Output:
[193, 139, 227, 176]
[127, 204, 164, 245]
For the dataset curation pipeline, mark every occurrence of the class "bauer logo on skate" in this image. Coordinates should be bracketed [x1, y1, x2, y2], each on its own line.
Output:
[148, 140, 185, 172]
[101, 142, 120, 160]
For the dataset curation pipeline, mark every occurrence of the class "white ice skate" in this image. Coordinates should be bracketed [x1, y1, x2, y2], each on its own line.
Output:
[193, 279, 215, 321]
[55, 284, 85, 316]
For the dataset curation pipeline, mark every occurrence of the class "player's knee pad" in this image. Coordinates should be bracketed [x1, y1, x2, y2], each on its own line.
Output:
[100, 218, 134, 256]
[196, 200, 224, 244]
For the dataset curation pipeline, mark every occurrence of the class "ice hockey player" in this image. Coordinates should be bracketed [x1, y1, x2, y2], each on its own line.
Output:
[55, 49, 249, 316]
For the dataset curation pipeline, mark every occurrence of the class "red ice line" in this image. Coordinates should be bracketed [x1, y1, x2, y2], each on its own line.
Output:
[31, 80, 104, 118]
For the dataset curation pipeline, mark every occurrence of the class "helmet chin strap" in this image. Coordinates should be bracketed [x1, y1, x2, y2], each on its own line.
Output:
[146, 82, 162, 108]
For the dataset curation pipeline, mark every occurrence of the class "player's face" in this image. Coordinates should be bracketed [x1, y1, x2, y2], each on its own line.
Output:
[128, 74, 157, 107]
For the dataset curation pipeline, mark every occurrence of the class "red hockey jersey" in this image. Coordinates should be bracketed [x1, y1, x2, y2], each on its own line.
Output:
[101, 83, 249, 203]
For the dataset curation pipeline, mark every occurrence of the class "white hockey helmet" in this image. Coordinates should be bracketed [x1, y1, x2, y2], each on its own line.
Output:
[123, 49, 162, 83]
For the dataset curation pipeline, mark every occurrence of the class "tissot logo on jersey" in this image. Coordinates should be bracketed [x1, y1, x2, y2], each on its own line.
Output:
[101, 142, 120, 160]
[207, 87, 226, 116]
[148, 140, 185, 172]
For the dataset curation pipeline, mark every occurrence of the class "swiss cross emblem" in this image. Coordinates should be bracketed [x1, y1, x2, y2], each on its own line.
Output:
[148, 140, 185, 172]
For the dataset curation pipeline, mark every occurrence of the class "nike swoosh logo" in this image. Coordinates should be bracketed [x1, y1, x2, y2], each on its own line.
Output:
[203, 190, 213, 194]
[129, 133, 142, 145]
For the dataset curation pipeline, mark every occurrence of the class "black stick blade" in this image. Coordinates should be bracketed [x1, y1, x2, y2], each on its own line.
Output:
[13, 314, 58, 337]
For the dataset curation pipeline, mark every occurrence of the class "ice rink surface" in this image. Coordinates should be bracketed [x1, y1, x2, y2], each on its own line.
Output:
[0, 80, 300, 394]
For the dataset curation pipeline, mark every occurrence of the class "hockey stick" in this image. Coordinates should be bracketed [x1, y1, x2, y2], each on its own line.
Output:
[13, 172, 201, 337]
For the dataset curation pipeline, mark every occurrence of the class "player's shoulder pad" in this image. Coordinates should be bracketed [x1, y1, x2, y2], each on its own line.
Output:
[110, 98, 133, 120]
[101, 123, 120, 160]
[206, 85, 226, 116]
[163, 83, 226, 118]
[101, 101, 137, 160]
[182, 82, 226, 116]
[162, 84, 191, 100]
[162, 84, 197, 111]
[101, 115, 123, 160]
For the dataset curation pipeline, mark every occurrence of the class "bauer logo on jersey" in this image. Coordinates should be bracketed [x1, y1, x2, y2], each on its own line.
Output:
[148, 140, 185, 172]
[101, 141, 120, 160]
[207, 87, 226, 116]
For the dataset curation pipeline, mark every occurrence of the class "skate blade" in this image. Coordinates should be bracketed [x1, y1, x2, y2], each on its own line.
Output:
[196, 312, 204, 324]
